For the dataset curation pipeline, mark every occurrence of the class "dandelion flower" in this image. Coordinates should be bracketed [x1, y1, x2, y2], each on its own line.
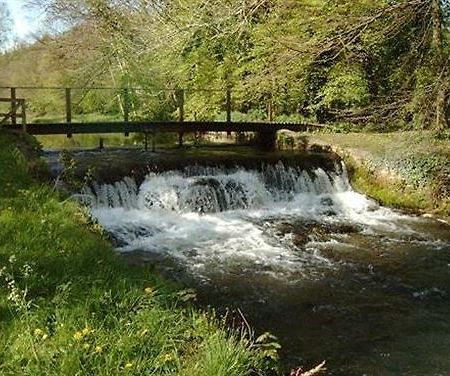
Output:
[163, 353, 174, 362]
[144, 287, 154, 295]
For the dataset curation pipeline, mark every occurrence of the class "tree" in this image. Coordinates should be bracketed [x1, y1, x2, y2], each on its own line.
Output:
[0, 1, 12, 50]
[15, 0, 450, 128]
[273, 0, 450, 129]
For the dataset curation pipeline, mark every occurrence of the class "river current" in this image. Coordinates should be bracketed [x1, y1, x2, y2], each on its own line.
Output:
[80, 161, 450, 375]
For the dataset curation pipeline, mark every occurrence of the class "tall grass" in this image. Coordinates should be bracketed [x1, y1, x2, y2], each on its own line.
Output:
[0, 130, 274, 375]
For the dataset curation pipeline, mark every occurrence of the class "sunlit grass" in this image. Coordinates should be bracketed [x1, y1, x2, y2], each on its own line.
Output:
[0, 130, 274, 375]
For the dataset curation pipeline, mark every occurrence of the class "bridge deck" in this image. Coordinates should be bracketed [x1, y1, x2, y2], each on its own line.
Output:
[9, 120, 314, 135]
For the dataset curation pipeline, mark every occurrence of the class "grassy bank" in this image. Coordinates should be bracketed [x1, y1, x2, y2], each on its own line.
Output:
[0, 130, 274, 375]
[305, 131, 450, 215]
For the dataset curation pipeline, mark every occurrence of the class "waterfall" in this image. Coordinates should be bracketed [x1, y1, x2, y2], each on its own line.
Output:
[81, 162, 351, 214]
[79, 160, 418, 280]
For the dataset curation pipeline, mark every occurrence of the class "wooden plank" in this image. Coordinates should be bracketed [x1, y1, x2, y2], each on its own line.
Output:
[17, 121, 313, 135]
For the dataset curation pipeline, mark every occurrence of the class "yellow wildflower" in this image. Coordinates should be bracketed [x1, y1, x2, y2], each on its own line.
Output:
[163, 353, 174, 362]
[42, 334, 48, 340]
[124, 362, 133, 369]
[144, 287, 154, 295]
[73, 331, 83, 340]
[139, 329, 148, 337]
[34, 328, 44, 336]
[94, 345, 103, 354]
[82, 327, 91, 336]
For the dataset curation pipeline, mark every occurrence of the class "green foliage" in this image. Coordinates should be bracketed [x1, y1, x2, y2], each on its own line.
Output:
[1, 0, 449, 129]
[315, 64, 370, 111]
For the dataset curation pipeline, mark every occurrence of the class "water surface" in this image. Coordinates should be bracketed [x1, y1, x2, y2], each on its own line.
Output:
[80, 161, 450, 375]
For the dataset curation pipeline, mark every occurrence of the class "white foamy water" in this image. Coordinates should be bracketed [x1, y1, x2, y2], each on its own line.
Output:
[80, 162, 432, 279]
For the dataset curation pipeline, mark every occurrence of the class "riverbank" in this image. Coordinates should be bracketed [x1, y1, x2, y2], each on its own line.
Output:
[0, 130, 274, 375]
[299, 131, 450, 217]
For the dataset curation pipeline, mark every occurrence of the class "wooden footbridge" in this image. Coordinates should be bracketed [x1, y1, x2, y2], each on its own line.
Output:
[0, 86, 321, 150]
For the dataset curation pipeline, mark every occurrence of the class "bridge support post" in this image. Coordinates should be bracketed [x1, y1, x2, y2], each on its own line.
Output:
[123, 88, 130, 137]
[177, 89, 184, 147]
[65, 88, 72, 138]
[144, 132, 148, 151]
[20, 99, 27, 133]
[267, 93, 274, 122]
[10, 88, 16, 126]
[256, 130, 277, 151]
[226, 87, 232, 138]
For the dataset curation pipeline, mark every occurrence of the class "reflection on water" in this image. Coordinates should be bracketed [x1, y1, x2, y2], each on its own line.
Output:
[81, 162, 450, 375]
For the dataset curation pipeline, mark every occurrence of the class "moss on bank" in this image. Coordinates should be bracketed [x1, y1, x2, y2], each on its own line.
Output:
[344, 158, 434, 213]
[304, 131, 450, 216]
[0, 130, 273, 375]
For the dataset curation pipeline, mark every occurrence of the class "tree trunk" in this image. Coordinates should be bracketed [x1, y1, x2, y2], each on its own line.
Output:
[436, 68, 449, 130]
[431, 0, 443, 62]
[430, 0, 448, 129]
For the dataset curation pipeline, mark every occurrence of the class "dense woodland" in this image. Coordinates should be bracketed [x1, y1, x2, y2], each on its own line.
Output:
[0, 0, 449, 130]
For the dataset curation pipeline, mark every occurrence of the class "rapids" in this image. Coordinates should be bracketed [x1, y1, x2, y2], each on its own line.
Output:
[80, 161, 450, 375]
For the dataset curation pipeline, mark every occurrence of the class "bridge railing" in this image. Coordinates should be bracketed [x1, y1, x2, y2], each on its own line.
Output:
[0, 85, 303, 125]
[0, 88, 27, 131]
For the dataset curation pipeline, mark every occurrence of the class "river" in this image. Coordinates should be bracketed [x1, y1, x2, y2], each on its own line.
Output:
[75, 156, 450, 375]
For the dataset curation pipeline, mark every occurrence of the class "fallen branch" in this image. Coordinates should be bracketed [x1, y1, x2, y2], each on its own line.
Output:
[290, 361, 326, 376]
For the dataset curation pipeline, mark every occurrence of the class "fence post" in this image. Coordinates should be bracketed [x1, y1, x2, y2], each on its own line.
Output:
[65, 88, 72, 138]
[10, 88, 16, 126]
[226, 87, 232, 137]
[123, 88, 130, 137]
[267, 93, 274, 122]
[21, 99, 27, 133]
[177, 88, 184, 147]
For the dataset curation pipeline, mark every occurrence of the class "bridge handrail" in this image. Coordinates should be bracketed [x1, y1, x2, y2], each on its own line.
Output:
[0, 96, 26, 129]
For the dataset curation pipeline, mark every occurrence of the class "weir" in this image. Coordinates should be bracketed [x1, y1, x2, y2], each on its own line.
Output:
[80, 161, 350, 213]
[78, 157, 450, 374]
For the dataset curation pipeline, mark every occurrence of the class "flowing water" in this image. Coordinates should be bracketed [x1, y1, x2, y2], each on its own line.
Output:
[79, 161, 450, 375]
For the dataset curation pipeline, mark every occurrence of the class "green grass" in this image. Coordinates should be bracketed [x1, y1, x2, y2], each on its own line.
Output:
[0, 130, 274, 375]
[36, 133, 139, 149]
[31, 112, 123, 124]
[306, 131, 450, 156]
